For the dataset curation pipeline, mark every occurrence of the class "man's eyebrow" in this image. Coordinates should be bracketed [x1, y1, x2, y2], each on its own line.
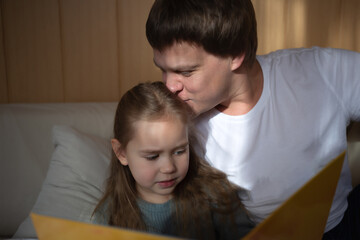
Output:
[153, 59, 199, 72]
[175, 64, 199, 71]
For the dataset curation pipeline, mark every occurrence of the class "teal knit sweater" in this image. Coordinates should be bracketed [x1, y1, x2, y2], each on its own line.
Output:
[92, 198, 254, 239]
[92, 199, 177, 237]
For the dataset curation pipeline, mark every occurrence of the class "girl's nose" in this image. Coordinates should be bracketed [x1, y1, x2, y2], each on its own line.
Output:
[160, 157, 176, 173]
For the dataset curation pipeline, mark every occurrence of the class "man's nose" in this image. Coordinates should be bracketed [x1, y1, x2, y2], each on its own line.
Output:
[163, 73, 184, 94]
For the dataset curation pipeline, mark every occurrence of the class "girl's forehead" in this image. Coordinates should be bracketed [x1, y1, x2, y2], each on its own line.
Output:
[128, 117, 189, 148]
[139, 112, 187, 124]
[131, 115, 188, 137]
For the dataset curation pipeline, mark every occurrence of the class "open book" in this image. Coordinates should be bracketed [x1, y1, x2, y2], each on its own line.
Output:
[31, 151, 346, 240]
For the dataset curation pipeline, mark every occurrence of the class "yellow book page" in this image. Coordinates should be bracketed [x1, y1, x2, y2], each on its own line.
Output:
[31, 152, 345, 240]
[31, 213, 181, 240]
[242, 151, 346, 240]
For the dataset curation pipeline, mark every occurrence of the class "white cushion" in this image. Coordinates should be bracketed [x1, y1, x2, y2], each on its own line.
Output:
[0, 102, 116, 237]
[13, 125, 111, 238]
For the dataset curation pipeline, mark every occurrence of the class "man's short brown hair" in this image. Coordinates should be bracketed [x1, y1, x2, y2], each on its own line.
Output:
[146, 0, 258, 67]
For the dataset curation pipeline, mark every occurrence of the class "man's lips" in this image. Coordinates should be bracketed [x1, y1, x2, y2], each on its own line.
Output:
[157, 179, 176, 188]
[177, 94, 190, 102]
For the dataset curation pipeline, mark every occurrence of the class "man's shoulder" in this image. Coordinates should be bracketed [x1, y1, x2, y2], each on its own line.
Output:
[256, 46, 347, 74]
[258, 46, 354, 61]
[258, 47, 314, 59]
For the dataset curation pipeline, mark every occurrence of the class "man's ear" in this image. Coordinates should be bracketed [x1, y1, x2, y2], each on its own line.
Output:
[111, 139, 128, 166]
[230, 53, 245, 71]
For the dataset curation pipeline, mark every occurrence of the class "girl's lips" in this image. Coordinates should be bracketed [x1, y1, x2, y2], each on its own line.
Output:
[158, 179, 176, 188]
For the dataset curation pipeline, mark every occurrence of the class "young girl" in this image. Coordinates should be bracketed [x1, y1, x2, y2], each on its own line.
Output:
[93, 81, 254, 239]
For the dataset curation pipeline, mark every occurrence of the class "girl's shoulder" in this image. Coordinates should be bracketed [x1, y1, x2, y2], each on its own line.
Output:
[91, 199, 110, 225]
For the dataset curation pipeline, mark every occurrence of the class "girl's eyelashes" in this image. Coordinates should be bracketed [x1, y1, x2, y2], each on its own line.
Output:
[174, 149, 185, 156]
[142, 145, 188, 160]
[174, 145, 189, 156]
[144, 154, 159, 160]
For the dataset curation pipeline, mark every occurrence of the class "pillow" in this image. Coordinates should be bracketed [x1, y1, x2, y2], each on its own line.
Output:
[13, 125, 111, 238]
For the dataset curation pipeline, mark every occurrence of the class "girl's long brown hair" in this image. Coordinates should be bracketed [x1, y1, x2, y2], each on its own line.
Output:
[93, 81, 246, 239]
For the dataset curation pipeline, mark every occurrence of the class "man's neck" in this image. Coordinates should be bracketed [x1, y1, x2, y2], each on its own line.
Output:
[216, 59, 263, 116]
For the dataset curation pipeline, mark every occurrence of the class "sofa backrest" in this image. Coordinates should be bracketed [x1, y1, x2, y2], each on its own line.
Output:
[0, 102, 117, 238]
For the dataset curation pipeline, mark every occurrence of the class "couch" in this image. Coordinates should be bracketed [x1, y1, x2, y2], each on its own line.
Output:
[0, 102, 117, 239]
[0, 102, 359, 239]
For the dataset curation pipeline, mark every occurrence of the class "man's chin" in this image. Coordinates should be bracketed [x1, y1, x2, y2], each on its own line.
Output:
[189, 106, 210, 119]
[184, 101, 212, 118]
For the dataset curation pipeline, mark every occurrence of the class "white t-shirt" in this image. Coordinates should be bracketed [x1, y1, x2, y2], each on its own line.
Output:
[194, 47, 360, 232]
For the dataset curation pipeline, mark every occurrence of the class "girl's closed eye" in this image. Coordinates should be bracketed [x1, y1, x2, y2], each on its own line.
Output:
[144, 154, 159, 161]
[174, 145, 189, 156]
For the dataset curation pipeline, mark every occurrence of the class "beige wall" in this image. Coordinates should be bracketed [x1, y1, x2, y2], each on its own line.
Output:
[253, 0, 360, 54]
[0, 0, 359, 103]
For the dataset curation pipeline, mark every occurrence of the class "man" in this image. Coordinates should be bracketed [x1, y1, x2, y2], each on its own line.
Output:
[146, 0, 360, 239]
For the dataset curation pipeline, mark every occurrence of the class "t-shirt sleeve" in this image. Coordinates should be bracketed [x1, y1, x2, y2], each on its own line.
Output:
[314, 47, 360, 122]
